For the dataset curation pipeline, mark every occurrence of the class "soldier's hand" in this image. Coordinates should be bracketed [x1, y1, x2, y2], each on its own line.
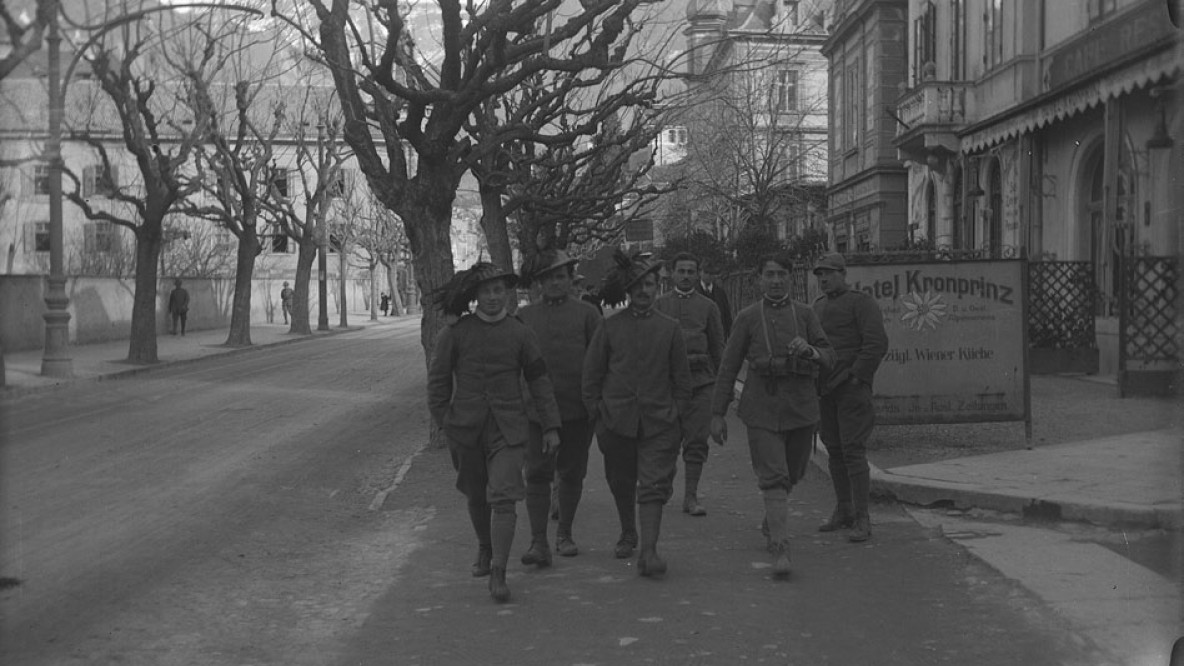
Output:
[710, 415, 727, 446]
[542, 429, 561, 455]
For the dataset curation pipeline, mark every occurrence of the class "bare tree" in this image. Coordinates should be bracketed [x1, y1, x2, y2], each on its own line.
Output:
[178, 21, 294, 346]
[275, 0, 666, 366]
[0, 0, 56, 81]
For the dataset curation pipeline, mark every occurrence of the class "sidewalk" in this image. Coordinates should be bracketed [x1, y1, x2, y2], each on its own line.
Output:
[1, 311, 407, 396]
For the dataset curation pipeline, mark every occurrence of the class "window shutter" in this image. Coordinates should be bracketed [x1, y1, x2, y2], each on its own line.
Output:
[84, 222, 97, 253]
[23, 222, 33, 253]
[83, 165, 97, 198]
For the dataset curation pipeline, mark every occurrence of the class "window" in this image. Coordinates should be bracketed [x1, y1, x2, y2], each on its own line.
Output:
[774, 69, 798, 111]
[865, 43, 876, 135]
[951, 0, 967, 80]
[1088, 0, 1117, 23]
[833, 68, 844, 153]
[270, 233, 290, 253]
[84, 221, 119, 254]
[327, 168, 354, 199]
[845, 63, 860, 149]
[30, 221, 51, 252]
[913, 1, 936, 85]
[665, 127, 687, 145]
[783, 139, 801, 181]
[82, 164, 120, 198]
[32, 165, 51, 196]
[270, 167, 290, 198]
[984, 0, 1003, 70]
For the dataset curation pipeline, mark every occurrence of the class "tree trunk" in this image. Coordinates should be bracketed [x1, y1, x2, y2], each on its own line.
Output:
[225, 226, 260, 347]
[127, 228, 164, 364]
[368, 263, 378, 321]
[478, 180, 514, 272]
[291, 235, 316, 335]
[387, 259, 402, 315]
[337, 247, 348, 328]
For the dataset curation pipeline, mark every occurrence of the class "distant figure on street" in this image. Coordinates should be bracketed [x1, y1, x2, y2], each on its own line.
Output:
[654, 252, 725, 517]
[380, 292, 390, 316]
[583, 250, 692, 578]
[427, 262, 561, 604]
[812, 253, 888, 543]
[710, 253, 834, 578]
[697, 263, 732, 335]
[280, 282, 295, 324]
[168, 279, 190, 336]
[517, 249, 602, 566]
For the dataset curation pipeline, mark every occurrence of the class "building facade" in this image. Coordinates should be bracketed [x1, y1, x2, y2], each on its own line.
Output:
[821, 0, 910, 252]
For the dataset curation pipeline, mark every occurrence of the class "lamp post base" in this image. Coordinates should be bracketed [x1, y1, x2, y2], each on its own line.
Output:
[41, 275, 73, 378]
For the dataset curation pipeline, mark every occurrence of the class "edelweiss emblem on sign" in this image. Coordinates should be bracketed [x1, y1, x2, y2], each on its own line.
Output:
[900, 290, 947, 331]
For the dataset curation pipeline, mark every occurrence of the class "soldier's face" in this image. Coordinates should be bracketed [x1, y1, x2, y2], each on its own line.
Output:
[628, 273, 658, 309]
[758, 261, 791, 300]
[475, 279, 509, 316]
[815, 268, 846, 295]
[672, 260, 699, 292]
[540, 267, 572, 300]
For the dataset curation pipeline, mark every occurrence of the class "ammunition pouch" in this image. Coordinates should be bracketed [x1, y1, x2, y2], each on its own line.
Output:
[752, 356, 817, 379]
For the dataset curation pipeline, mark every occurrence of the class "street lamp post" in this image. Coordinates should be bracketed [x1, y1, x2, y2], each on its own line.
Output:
[41, 14, 72, 377]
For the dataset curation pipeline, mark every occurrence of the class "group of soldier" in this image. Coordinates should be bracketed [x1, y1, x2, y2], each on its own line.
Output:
[427, 248, 888, 603]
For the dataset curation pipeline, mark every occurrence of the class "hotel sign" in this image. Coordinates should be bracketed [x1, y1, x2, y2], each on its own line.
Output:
[1045, 0, 1176, 92]
[847, 260, 1029, 425]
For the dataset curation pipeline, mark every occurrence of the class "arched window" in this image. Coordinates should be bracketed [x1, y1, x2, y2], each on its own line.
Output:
[951, 165, 964, 249]
[987, 158, 1003, 257]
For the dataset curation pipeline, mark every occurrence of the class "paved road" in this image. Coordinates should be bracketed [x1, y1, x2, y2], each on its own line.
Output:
[1, 321, 429, 665]
[0, 319, 1111, 665]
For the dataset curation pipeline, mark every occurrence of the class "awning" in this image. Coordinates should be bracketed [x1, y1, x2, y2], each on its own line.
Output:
[961, 47, 1181, 153]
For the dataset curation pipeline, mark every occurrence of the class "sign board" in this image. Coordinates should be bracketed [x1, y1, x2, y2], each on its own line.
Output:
[846, 259, 1029, 425]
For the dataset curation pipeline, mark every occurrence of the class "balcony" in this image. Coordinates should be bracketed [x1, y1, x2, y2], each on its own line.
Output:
[893, 79, 972, 167]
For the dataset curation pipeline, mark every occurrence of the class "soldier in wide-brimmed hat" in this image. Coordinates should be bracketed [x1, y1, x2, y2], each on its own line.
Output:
[582, 250, 692, 578]
[427, 262, 562, 603]
[516, 249, 603, 567]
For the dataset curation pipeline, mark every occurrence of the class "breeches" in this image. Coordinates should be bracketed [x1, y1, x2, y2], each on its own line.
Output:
[524, 419, 594, 487]
[449, 415, 525, 505]
[680, 384, 713, 466]
[818, 381, 875, 477]
[746, 425, 814, 493]
[597, 423, 681, 505]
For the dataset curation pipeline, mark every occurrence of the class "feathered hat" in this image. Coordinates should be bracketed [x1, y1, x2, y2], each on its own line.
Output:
[519, 248, 580, 287]
[599, 249, 662, 307]
[432, 261, 518, 317]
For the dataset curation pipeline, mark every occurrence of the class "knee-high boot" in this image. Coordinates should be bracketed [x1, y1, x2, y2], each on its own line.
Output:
[682, 462, 707, 516]
[489, 503, 516, 602]
[763, 488, 791, 577]
[820, 451, 855, 532]
[556, 480, 583, 556]
[467, 500, 492, 577]
[612, 490, 638, 559]
[637, 502, 667, 578]
[520, 484, 552, 567]
[848, 470, 872, 542]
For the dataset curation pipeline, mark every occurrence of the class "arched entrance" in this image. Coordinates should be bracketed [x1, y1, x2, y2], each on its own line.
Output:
[1081, 144, 1134, 316]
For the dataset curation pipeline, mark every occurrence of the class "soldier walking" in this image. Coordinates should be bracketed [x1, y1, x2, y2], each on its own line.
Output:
[517, 250, 603, 566]
[655, 252, 725, 516]
[812, 253, 889, 542]
[583, 251, 692, 577]
[427, 262, 561, 603]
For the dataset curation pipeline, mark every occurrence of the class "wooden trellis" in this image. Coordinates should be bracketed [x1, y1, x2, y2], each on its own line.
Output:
[1028, 261, 1099, 374]
[1119, 256, 1179, 396]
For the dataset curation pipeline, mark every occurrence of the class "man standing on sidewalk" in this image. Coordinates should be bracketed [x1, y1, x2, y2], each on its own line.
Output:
[697, 262, 732, 336]
[655, 252, 725, 517]
[168, 279, 190, 336]
[710, 253, 833, 578]
[583, 251, 692, 578]
[280, 282, 295, 325]
[427, 262, 562, 603]
[517, 249, 602, 566]
[812, 253, 888, 542]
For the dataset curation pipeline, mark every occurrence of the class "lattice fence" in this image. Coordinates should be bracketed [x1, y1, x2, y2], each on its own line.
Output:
[1028, 261, 1097, 349]
[1121, 256, 1179, 366]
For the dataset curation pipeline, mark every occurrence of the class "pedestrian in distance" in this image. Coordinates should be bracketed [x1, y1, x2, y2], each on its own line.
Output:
[583, 250, 693, 578]
[516, 249, 603, 565]
[710, 253, 834, 578]
[427, 262, 562, 603]
[167, 278, 190, 336]
[812, 253, 889, 543]
[654, 252, 725, 517]
[379, 292, 390, 316]
[697, 262, 733, 336]
[280, 282, 295, 325]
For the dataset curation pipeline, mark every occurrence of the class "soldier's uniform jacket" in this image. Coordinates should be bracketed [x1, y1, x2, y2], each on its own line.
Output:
[518, 295, 602, 422]
[711, 298, 834, 431]
[582, 307, 693, 438]
[812, 287, 889, 392]
[427, 313, 561, 447]
[654, 289, 726, 389]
